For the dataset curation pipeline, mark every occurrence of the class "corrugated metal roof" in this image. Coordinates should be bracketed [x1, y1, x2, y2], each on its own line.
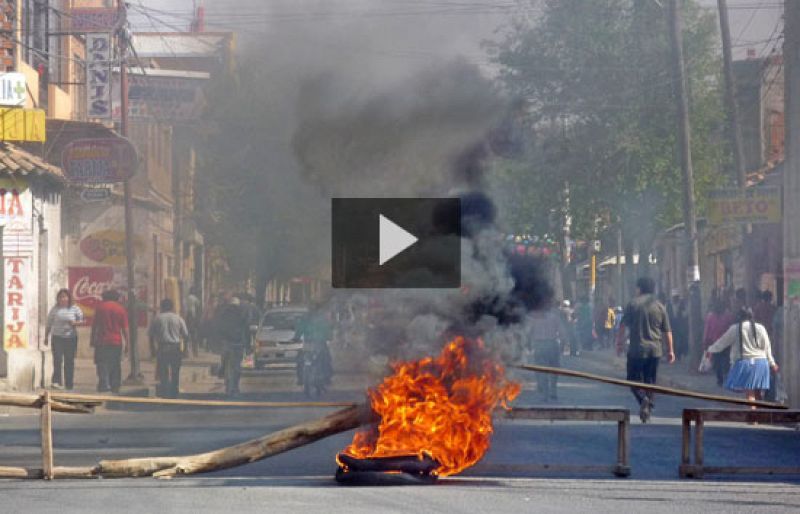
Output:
[0, 142, 63, 183]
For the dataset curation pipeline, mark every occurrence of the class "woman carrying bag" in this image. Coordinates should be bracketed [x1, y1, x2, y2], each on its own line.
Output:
[706, 307, 778, 406]
[46, 289, 84, 390]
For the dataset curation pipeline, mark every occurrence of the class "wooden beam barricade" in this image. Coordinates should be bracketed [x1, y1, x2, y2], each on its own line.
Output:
[0, 392, 97, 414]
[40, 391, 54, 480]
[49, 391, 357, 409]
[505, 406, 631, 477]
[680, 408, 800, 478]
[515, 364, 788, 410]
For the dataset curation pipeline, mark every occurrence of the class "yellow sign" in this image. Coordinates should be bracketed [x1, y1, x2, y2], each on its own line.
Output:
[707, 187, 781, 225]
[0, 108, 46, 142]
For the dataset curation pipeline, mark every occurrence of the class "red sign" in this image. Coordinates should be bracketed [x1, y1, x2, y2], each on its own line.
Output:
[61, 138, 138, 183]
[68, 266, 147, 327]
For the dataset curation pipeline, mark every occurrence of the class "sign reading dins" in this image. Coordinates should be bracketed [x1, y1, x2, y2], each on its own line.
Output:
[4, 257, 29, 350]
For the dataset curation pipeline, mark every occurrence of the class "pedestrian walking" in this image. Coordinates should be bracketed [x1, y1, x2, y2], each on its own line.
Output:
[559, 299, 576, 356]
[45, 289, 84, 390]
[528, 299, 568, 402]
[212, 294, 250, 396]
[149, 298, 189, 398]
[706, 307, 778, 408]
[575, 296, 595, 352]
[702, 294, 734, 386]
[294, 301, 333, 388]
[616, 277, 675, 423]
[184, 287, 201, 357]
[90, 290, 129, 393]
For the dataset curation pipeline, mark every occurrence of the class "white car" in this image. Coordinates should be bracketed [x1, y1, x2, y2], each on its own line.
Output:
[253, 306, 307, 369]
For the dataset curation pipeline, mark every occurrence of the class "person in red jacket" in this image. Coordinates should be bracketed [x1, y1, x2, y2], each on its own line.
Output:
[91, 289, 130, 393]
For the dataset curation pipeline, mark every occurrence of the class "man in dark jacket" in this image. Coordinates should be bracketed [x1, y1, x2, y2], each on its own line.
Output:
[616, 277, 675, 423]
[213, 294, 250, 396]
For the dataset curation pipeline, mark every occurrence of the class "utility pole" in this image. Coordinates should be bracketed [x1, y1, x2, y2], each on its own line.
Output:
[782, 0, 800, 408]
[717, 0, 747, 189]
[667, 0, 701, 365]
[718, 0, 755, 305]
[117, 1, 141, 382]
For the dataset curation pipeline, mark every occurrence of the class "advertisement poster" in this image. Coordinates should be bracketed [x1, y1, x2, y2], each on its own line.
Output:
[68, 266, 147, 327]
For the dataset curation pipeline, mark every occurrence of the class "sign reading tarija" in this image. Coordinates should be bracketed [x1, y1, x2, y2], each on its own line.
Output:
[708, 187, 782, 225]
[61, 138, 138, 183]
[4, 257, 29, 350]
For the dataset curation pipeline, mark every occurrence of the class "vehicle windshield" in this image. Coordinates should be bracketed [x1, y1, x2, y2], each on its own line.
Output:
[260, 311, 306, 330]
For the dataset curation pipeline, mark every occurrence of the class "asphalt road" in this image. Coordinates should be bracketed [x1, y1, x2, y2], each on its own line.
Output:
[1, 354, 799, 513]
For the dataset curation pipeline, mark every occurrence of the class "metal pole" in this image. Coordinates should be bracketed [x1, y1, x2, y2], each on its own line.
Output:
[718, 0, 754, 301]
[118, 3, 141, 381]
[667, 0, 702, 366]
[782, 0, 800, 408]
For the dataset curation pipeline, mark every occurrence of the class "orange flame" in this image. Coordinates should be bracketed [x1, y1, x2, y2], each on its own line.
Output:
[340, 336, 520, 476]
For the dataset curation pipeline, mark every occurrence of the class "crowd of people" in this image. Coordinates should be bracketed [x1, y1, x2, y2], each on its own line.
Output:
[527, 279, 781, 422]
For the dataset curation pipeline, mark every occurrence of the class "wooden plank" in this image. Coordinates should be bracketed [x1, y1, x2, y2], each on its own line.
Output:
[40, 391, 54, 480]
[694, 418, 704, 479]
[516, 364, 786, 409]
[0, 391, 95, 414]
[53, 466, 99, 479]
[684, 409, 800, 423]
[506, 407, 627, 422]
[0, 466, 41, 479]
[699, 466, 800, 475]
[51, 391, 355, 409]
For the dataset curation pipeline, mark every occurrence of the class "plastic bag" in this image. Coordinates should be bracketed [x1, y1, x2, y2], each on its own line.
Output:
[698, 353, 713, 374]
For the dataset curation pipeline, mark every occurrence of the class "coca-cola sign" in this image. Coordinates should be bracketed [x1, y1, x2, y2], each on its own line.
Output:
[68, 267, 147, 326]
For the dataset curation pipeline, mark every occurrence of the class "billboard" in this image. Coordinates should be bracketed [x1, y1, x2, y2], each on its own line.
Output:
[61, 137, 138, 183]
[86, 33, 112, 119]
[67, 8, 120, 33]
[707, 186, 782, 225]
[68, 266, 147, 327]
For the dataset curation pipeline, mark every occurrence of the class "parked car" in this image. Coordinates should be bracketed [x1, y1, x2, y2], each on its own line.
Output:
[253, 306, 307, 369]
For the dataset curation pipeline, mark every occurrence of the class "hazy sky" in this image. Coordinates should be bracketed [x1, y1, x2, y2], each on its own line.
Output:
[128, 0, 784, 62]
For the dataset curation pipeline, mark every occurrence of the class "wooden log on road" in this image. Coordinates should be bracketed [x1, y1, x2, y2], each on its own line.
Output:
[515, 364, 787, 409]
[97, 404, 376, 478]
[0, 391, 95, 414]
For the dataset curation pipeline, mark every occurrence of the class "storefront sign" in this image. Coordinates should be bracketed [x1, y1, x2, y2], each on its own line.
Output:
[67, 8, 120, 33]
[3, 257, 29, 350]
[68, 266, 147, 326]
[86, 33, 112, 118]
[61, 137, 138, 183]
[79, 230, 144, 265]
[113, 71, 208, 120]
[708, 187, 781, 225]
[80, 187, 112, 202]
[0, 73, 27, 106]
[0, 108, 45, 142]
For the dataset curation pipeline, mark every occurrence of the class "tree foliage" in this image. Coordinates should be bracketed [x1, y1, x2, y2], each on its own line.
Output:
[486, 0, 728, 250]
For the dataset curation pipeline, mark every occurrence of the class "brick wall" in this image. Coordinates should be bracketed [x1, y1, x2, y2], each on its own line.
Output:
[0, 1, 14, 71]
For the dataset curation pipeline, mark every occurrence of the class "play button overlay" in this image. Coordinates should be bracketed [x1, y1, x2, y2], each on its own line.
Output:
[332, 198, 461, 288]
[379, 214, 418, 265]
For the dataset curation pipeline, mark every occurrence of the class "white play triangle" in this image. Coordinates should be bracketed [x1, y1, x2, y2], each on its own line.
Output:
[379, 214, 418, 265]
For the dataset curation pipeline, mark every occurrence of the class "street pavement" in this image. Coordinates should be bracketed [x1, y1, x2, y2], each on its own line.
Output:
[1, 349, 798, 513]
